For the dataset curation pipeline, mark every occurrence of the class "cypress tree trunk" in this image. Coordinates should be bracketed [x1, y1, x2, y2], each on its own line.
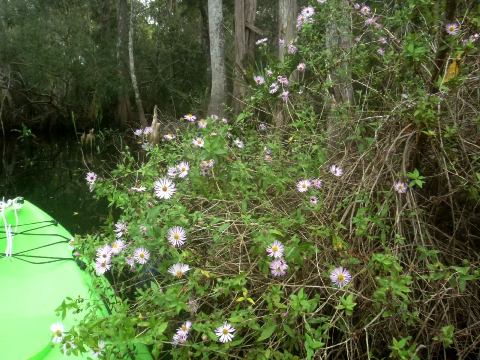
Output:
[278, 0, 297, 62]
[207, 0, 227, 117]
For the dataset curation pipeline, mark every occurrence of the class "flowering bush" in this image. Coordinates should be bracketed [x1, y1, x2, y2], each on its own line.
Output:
[57, 1, 480, 359]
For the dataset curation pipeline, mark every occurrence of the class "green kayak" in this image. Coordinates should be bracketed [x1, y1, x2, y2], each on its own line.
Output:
[0, 198, 152, 359]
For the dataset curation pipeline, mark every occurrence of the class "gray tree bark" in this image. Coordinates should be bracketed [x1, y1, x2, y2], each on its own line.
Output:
[278, 0, 297, 62]
[325, 0, 353, 154]
[232, 0, 257, 114]
[129, 0, 147, 127]
[207, 0, 227, 117]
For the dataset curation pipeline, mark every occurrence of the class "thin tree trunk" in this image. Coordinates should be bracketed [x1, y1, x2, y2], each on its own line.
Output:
[207, 0, 227, 117]
[278, 0, 297, 62]
[129, 0, 147, 127]
[325, 0, 353, 154]
[116, 0, 133, 127]
[233, 0, 257, 115]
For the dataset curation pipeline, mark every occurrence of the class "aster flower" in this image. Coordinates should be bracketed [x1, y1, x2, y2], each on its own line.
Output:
[91, 340, 105, 358]
[269, 82, 279, 94]
[192, 137, 205, 148]
[379, 36, 388, 44]
[281, 91, 290, 102]
[365, 17, 378, 26]
[270, 258, 288, 277]
[176, 321, 192, 337]
[176, 161, 190, 178]
[86, 172, 97, 185]
[50, 322, 65, 344]
[297, 63, 306, 72]
[167, 166, 178, 178]
[359, 5, 371, 16]
[266, 69, 274, 77]
[172, 333, 188, 346]
[131, 185, 147, 192]
[445, 22, 460, 35]
[287, 44, 298, 54]
[266, 240, 285, 258]
[317, 0, 326, 3]
[183, 114, 197, 122]
[377, 48, 385, 56]
[133, 128, 143, 136]
[393, 181, 408, 194]
[221, 118, 229, 124]
[143, 126, 153, 135]
[62, 341, 76, 355]
[312, 178, 323, 189]
[114, 222, 128, 238]
[111, 239, 126, 255]
[168, 226, 187, 247]
[163, 133, 176, 141]
[234, 139, 244, 149]
[353, 3, 360, 9]
[277, 75, 289, 86]
[296, 179, 312, 193]
[96, 244, 112, 262]
[258, 123, 267, 131]
[168, 263, 190, 278]
[95, 258, 111, 276]
[310, 196, 318, 205]
[125, 256, 135, 270]
[133, 247, 150, 265]
[254, 75, 265, 85]
[329, 165, 343, 177]
[301, 6, 315, 18]
[215, 322, 235, 343]
[330, 267, 352, 288]
[197, 119, 207, 129]
[154, 178, 176, 199]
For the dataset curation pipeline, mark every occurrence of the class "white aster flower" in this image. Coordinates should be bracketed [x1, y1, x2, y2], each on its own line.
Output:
[270, 258, 288, 277]
[96, 244, 112, 261]
[111, 239, 126, 255]
[167, 166, 178, 178]
[86, 172, 97, 185]
[215, 322, 235, 343]
[154, 178, 176, 200]
[163, 133, 176, 141]
[296, 179, 312, 193]
[114, 222, 128, 238]
[183, 113, 197, 122]
[176, 321, 192, 337]
[168, 263, 190, 278]
[197, 119, 208, 129]
[172, 333, 188, 346]
[234, 139, 244, 149]
[177, 161, 190, 178]
[330, 267, 352, 288]
[50, 322, 65, 344]
[269, 82, 279, 94]
[133, 247, 150, 265]
[168, 226, 187, 247]
[266, 240, 284, 258]
[95, 258, 111, 276]
[393, 181, 408, 194]
[62, 340, 76, 355]
[329, 165, 343, 177]
[192, 137, 205, 148]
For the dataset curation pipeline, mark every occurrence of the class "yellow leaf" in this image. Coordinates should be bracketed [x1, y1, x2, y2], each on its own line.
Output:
[200, 270, 211, 278]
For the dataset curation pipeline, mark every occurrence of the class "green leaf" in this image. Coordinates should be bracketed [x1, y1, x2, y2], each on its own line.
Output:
[257, 321, 277, 342]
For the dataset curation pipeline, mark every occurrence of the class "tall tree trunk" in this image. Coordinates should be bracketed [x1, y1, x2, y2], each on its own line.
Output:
[325, 0, 353, 154]
[207, 0, 227, 117]
[199, 0, 211, 111]
[129, 0, 147, 127]
[116, 0, 133, 127]
[232, 0, 257, 114]
[278, 0, 297, 62]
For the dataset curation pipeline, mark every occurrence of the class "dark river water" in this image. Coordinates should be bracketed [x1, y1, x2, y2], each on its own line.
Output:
[0, 135, 121, 235]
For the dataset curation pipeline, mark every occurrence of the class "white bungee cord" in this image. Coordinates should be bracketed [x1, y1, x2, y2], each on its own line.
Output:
[1, 197, 24, 258]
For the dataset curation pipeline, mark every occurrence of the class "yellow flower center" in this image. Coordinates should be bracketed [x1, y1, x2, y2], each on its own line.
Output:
[337, 274, 345, 282]
[176, 271, 183, 277]
[174, 233, 180, 240]
[162, 186, 168, 192]
[222, 328, 229, 335]
[272, 245, 279, 252]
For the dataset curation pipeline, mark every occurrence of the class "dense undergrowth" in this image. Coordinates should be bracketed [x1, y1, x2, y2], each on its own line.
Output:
[57, 1, 480, 359]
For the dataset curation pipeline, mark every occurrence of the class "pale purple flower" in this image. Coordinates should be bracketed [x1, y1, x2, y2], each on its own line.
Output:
[168, 263, 190, 278]
[183, 114, 197, 122]
[281, 91, 290, 102]
[310, 196, 318, 205]
[297, 63, 306, 72]
[301, 6, 315, 18]
[114, 222, 128, 238]
[172, 333, 188, 346]
[167, 166, 178, 178]
[269, 82, 279, 94]
[353, 3, 360, 10]
[176, 321, 192, 337]
[215, 322, 235, 343]
[111, 239, 126, 255]
[266, 69, 274, 77]
[270, 258, 288, 277]
[192, 137, 205, 147]
[177, 161, 190, 178]
[86, 172, 97, 185]
[125, 256, 135, 269]
[365, 17, 377, 26]
[312, 178, 323, 189]
[277, 75, 289, 86]
[287, 44, 298, 54]
[266, 240, 284, 258]
[329, 165, 343, 177]
[134, 128, 143, 136]
[168, 226, 187, 247]
[296, 179, 312, 192]
[445, 23, 460, 35]
[379, 36, 388, 44]
[197, 119, 207, 129]
[330, 267, 352, 287]
[96, 244, 112, 262]
[163, 133, 176, 141]
[393, 181, 408, 194]
[258, 123, 268, 132]
[256, 37, 268, 46]
[133, 247, 150, 265]
[95, 258, 111, 276]
[377, 48, 385, 56]
[360, 5, 371, 16]
[143, 126, 153, 135]
[254, 75, 265, 85]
